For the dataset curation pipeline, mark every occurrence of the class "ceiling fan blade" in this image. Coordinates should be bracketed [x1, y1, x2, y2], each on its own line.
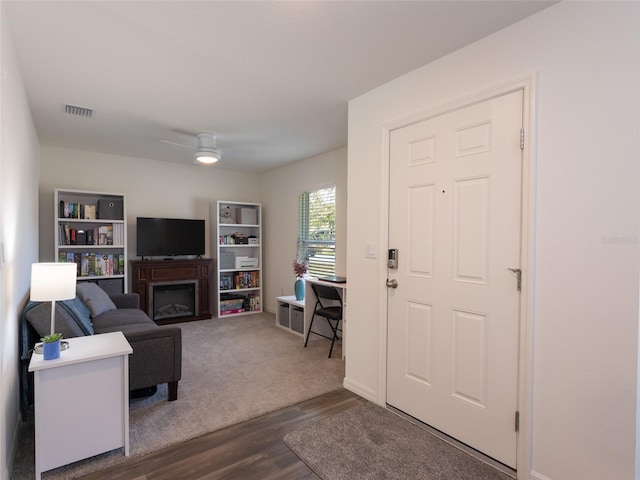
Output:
[160, 139, 197, 150]
[220, 147, 256, 156]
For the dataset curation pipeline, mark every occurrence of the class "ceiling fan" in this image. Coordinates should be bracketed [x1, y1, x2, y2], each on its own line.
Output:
[161, 132, 222, 164]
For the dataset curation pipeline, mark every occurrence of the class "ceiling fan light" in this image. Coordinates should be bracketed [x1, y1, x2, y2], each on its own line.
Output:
[194, 150, 220, 164]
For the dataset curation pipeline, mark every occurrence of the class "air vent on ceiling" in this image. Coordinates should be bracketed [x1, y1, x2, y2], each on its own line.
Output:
[64, 104, 93, 118]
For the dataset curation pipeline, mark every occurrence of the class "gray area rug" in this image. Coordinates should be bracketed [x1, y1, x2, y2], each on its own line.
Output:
[12, 313, 344, 480]
[283, 403, 512, 480]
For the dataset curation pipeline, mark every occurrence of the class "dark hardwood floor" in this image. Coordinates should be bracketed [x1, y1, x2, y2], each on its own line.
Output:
[77, 388, 368, 480]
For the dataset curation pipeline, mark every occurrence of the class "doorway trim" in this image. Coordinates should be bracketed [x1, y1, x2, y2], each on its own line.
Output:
[377, 74, 537, 479]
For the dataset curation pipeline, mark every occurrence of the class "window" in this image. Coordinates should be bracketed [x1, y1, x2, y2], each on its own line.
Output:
[297, 186, 336, 277]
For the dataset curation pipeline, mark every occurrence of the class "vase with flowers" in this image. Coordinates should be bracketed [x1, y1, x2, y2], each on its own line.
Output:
[292, 258, 308, 301]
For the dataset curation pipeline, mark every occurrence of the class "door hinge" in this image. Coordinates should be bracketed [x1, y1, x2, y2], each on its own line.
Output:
[515, 411, 520, 432]
[508, 268, 522, 291]
[520, 128, 525, 150]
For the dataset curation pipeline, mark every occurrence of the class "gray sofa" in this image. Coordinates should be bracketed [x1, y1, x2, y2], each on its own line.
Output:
[20, 283, 181, 416]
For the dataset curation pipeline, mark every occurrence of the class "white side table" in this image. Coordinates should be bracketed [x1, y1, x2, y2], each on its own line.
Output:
[29, 332, 133, 480]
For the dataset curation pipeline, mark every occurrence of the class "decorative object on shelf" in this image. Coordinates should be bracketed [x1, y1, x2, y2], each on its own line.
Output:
[41, 333, 63, 360]
[30, 262, 77, 356]
[293, 258, 308, 301]
[220, 205, 235, 224]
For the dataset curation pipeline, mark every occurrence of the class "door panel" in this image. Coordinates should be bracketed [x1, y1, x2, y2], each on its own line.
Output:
[408, 184, 435, 277]
[386, 90, 523, 468]
[453, 176, 490, 284]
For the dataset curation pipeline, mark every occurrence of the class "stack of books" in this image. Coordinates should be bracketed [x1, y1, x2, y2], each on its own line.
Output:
[58, 252, 125, 278]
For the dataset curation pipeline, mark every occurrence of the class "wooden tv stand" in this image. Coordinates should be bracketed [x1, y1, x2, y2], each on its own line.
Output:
[130, 258, 213, 324]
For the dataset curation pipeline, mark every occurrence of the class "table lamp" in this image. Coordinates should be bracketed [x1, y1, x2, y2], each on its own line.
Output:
[30, 262, 77, 337]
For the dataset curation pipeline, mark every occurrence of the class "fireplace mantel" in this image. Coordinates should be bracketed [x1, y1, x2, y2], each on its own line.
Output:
[130, 258, 213, 324]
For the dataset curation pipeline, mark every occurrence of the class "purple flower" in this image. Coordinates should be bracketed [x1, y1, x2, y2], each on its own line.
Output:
[292, 258, 308, 278]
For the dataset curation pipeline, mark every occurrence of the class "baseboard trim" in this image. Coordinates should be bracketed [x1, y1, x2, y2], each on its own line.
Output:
[343, 377, 379, 404]
[530, 471, 553, 480]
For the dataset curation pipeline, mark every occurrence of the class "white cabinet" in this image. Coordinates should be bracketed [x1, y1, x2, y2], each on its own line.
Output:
[55, 188, 128, 293]
[29, 332, 132, 479]
[213, 201, 262, 317]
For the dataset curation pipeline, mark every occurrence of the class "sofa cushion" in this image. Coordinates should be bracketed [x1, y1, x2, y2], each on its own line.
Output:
[97, 323, 160, 335]
[76, 282, 116, 318]
[92, 308, 156, 333]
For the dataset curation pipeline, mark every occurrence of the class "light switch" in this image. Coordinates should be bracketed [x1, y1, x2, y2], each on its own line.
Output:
[365, 242, 377, 259]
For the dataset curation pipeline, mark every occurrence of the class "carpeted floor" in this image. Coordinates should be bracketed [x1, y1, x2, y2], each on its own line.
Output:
[284, 403, 513, 480]
[12, 313, 344, 480]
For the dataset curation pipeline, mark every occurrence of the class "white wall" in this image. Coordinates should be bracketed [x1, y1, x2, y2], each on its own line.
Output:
[345, 2, 639, 480]
[39, 146, 348, 313]
[259, 147, 347, 313]
[0, 9, 40, 479]
[39, 147, 261, 291]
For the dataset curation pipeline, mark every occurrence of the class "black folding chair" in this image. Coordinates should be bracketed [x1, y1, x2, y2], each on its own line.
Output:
[304, 283, 343, 358]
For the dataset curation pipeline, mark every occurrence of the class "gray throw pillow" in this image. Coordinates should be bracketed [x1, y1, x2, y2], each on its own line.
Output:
[76, 282, 117, 318]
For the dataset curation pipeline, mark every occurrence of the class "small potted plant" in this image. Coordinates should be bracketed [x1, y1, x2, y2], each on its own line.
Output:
[292, 258, 308, 301]
[41, 333, 63, 360]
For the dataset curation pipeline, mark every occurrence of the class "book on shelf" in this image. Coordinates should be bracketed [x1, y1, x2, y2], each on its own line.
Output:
[88, 253, 96, 276]
[80, 253, 89, 276]
[98, 225, 113, 245]
[94, 255, 102, 276]
[112, 223, 124, 246]
[58, 251, 81, 276]
[59, 250, 123, 278]
[94, 254, 114, 276]
[59, 201, 98, 220]
[219, 271, 260, 290]
[59, 221, 121, 246]
[84, 205, 96, 220]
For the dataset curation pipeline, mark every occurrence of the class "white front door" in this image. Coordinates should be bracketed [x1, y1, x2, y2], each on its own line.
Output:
[386, 90, 523, 468]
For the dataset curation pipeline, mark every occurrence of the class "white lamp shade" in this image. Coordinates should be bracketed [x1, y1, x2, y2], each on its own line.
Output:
[30, 262, 77, 301]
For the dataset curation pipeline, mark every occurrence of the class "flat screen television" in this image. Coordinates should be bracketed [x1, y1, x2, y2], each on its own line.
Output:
[137, 217, 205, 257]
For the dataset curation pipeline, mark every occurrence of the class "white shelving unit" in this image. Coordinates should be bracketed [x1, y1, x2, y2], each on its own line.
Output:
[276, 295, 305, 336]
[55, 188, 128, 294]
[213, 200, 262, 317]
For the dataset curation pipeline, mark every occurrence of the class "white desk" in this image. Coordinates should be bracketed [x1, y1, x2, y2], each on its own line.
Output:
[304, 278, 347, 359]
[29, 332, 133, 480]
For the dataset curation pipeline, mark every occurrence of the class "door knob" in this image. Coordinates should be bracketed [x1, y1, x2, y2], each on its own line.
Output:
[386, 279, 398, 288]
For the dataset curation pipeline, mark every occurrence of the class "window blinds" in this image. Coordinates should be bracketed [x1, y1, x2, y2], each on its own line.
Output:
[297, 186, 336, 277]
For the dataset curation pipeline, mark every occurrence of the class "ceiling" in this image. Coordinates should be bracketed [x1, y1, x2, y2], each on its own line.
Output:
[4, 1, 555, 173]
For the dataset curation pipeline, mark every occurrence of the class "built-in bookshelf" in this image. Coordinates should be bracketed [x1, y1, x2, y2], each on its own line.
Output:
[55, 188, 127, 294]
[213, 201, 262, 317]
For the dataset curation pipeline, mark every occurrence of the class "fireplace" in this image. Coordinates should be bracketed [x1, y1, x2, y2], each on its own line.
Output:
[151, 280, 198, 321]
[131, 259, 212, 324]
